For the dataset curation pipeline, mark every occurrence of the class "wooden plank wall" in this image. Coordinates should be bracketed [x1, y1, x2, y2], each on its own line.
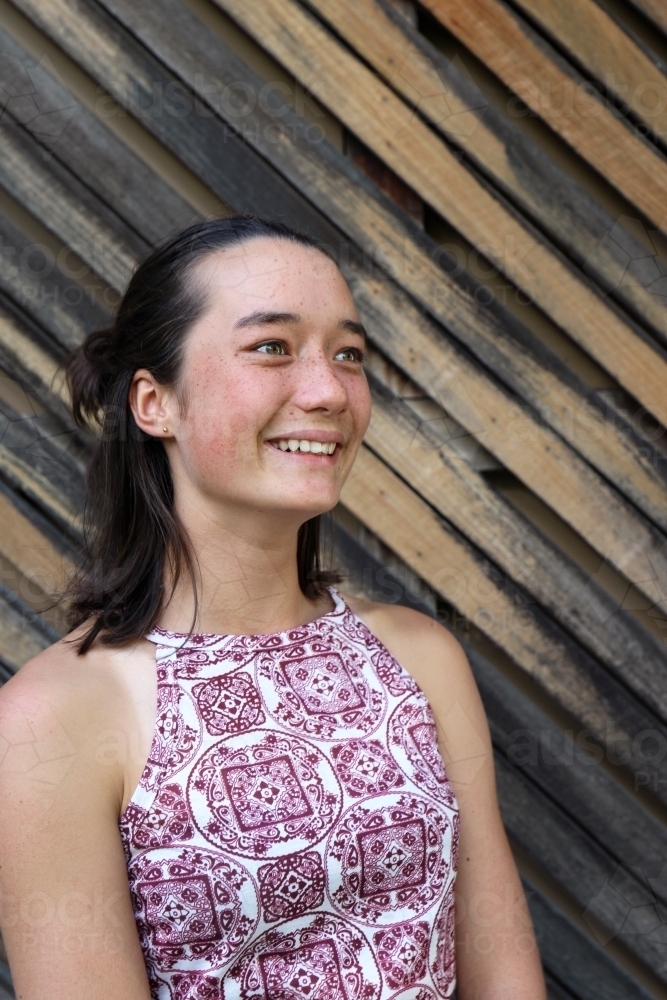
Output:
[0, 0, 666, 996]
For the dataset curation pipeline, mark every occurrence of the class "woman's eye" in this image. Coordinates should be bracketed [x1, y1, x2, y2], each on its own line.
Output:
[335, 347, 365, 363]
[255, 341, 287, 355]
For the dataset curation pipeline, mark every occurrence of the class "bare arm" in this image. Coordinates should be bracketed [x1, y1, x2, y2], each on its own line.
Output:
[0, 643, 153, 1000]
[347, 596, 547, 1000]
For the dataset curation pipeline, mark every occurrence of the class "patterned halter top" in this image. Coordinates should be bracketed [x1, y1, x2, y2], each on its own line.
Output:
[120, 587, 459, 1000]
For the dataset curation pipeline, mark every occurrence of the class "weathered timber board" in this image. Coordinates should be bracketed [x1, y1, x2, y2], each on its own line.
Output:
[0, 112, 143, 292]
[17, 0, 667, 611]
[469, 646, 667, 903]
[524, 876, 656, 1000]
[510, 0, 667, 142]
[628, 0, 667, 35]
[496, 751, 667, 981]
[0, 211, 111, 351]
[0, 395, 83, 535]
[419, 0, 667, 235]
[341, 444, 667, 807]
[0, 26, 199, 246]
[0, 293, 77, 431]
[308, 0, 667, 345]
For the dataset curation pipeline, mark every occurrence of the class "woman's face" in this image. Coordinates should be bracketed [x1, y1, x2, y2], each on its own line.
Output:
[161, 237, 371, 524]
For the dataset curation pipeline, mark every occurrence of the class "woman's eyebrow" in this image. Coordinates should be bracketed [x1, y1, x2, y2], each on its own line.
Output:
[338, 317, 367, 342]
[233, 310, 301, 329]
[233, 311, 367, 342]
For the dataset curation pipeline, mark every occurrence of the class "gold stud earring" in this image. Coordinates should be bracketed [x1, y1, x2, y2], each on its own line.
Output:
[163, 426, 168, 433]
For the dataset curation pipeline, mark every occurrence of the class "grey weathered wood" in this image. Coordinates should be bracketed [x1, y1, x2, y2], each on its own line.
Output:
[13, 0, 667, 615]
[0, 293, 80, 433]
[366, 375, 667, 723]
[0, 210, 111, 352]
[497, 751, 667, 980]
[0, 395, 84, 534]
[0, 582, 58, 676]
[0, 27, 199, 248]
[0, 111, 144, 292]
[468, 645, 667, 904]
[524, 877, 656, 1000]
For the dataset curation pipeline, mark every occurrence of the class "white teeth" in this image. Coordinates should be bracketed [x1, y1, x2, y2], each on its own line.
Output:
[272, 438, 337, 454]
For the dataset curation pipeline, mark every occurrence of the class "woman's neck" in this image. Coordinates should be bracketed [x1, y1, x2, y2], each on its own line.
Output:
[157, 495, 332, 636]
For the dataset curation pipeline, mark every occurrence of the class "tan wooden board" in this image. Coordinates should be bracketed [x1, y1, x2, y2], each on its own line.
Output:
[511, 0, 667, 144]
[420, 0, 667, 232]
[306, 0, 667, 343]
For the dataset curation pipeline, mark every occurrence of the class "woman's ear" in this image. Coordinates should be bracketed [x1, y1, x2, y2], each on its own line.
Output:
[129, 369, 176, 438]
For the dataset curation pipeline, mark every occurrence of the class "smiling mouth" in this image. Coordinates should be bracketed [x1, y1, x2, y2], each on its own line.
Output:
[268, 438, 338, 455]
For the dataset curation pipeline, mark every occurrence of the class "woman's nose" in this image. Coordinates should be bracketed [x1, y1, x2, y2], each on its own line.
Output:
[291, 354, 350, 412]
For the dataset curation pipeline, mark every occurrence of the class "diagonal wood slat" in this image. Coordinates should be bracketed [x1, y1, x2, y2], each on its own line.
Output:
[305, 0, 667, 345]
[628, 0, 667, 35]
[510, 0, 667, 141]
[0, 114, 141, 292]
[210, 0, 667, 423]
[341, 444, 667, 806]
[510, 0, 667, 144]
[420, 0, 667, 234]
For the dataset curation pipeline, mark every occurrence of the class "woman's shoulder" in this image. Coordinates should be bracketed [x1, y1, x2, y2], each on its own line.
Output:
[341, 591, 476, 706]
[0, 628, 157, 804]
[0, 627, 145, 718]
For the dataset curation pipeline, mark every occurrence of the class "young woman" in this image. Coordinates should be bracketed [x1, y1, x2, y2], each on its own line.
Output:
[0, 218, 545, 999]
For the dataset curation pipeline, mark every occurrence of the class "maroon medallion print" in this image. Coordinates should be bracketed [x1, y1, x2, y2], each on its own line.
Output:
[373, 922, 429, 989]
[330, 739, 405, 798]
[327, 794, 451, 925]
[257, 646, 386, 740]
[188, 730, 342, 858]
[141, 683, 201, 791]
[388, 702, 455, 806]
[193, 671, 265, 736]
[429, 883, 457, 998]
[223, 913, 381, 1000]
[121, 589, 459, 999]
[129, 847, 258, 971]
[258, 851, 326, 922]
[121, 783, 193, 851]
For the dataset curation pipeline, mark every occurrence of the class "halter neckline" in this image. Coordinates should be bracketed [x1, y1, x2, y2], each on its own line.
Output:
[144, 586, 346, 648]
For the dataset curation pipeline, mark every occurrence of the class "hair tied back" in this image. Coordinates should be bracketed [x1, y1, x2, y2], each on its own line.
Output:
[67, 327, 118, 426]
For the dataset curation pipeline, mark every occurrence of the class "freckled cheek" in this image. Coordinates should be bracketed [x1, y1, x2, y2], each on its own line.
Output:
[348, 379, 372, 439]
[178, 371, 278, 475]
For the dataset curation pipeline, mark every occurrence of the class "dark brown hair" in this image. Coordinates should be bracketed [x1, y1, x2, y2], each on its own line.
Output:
[66, 216, 341, 654]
